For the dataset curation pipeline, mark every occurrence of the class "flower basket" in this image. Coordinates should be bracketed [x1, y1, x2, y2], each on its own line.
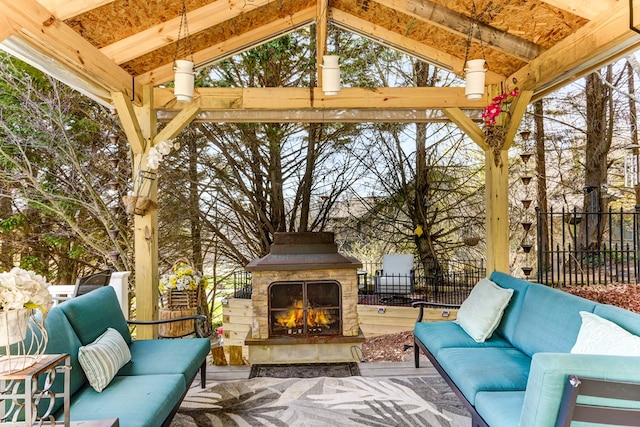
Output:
[159, 259, 206, 309]
[161, 288, 200, 309]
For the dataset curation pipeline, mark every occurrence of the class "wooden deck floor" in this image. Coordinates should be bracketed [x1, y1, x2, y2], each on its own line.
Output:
[204, 360, 438, 382]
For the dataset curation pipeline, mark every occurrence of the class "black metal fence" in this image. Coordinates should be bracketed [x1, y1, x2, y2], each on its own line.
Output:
[536, 207, 640, 286]
[232, 258, 484, 307]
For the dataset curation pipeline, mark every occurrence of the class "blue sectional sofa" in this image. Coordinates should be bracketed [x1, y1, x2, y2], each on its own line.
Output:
[413, 271, 640, 427]
[39, 286, 211, 427]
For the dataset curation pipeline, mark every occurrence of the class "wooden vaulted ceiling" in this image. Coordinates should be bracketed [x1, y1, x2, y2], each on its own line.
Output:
[0, 0, 638, 114]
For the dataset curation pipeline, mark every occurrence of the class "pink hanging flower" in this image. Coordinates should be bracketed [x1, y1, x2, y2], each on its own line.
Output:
[482, 88, 519, 128]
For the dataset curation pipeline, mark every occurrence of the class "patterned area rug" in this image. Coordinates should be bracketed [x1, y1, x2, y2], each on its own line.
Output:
[170, 375, 471, 427]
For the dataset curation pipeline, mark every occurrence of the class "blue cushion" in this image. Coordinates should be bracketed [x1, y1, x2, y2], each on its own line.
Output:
[414, 321, 511, 358]
[437, 347, 531, 404]
[511, 283, 596, 356]
[56, 374, 185, 427]
[488, 271, 532, 342]
[475, 390, 525, 427]
[119, 338, 210, 382]
[59, 286, 131, 345]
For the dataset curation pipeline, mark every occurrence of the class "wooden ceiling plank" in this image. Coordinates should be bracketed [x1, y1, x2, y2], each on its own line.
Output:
[513, 0, 640, 94]
[0, 15, 18, 42]
[331, 9, 504, 83]
[538, 0, 616, 20]
[153, 87, 487, 111]
[443, 107, 488, 150]
[36, 0, 114, 20]
[101, 0, 272, 65]
[0, 0, 141, 105]
[137, 7, 316, 86]
[153, 102, 201, 144]
[377, 0, 544, 62]
[112, 91, 145, 154]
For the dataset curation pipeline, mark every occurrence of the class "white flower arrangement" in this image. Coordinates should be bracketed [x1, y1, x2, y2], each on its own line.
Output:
[159, 262, 206, 293]
[147, 139, 180, 170]
[0, 267, 53, 313]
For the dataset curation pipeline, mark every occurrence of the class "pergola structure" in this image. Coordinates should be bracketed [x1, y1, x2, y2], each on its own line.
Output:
[0, 0, 638, 337]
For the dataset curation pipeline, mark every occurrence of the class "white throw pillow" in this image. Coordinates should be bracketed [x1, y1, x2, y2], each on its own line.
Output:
[78, 327, 131, 392]
[454, 278, 514, 343]
[570, 311, 640, 356]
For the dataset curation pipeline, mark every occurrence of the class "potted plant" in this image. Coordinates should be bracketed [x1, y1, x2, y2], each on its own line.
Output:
[0, 267, 53, 373]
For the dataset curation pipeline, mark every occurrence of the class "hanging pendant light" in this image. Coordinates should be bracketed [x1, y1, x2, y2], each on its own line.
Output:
[321, 55, 341, 96]
[463, 1, 487, 100]
[173, 0, 194, 103]
[464, 59, 486, 100]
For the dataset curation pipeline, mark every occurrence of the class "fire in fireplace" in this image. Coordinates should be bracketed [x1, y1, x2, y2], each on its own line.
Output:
[269, 280, 341, 337]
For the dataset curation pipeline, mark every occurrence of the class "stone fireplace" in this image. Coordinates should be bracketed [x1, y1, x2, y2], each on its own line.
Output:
[245, 232, 365, 364]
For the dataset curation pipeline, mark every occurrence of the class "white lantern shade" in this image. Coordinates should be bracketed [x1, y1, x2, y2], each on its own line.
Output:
[322, 55, 340, 96]
[464, 59, 486, 100]
[174, 59, 195, 103]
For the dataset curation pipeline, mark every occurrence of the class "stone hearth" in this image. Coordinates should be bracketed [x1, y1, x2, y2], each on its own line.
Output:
[245, 232, 365, 364]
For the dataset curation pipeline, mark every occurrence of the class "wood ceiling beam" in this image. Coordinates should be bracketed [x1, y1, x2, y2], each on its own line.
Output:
[101, 0, 271, 65]
[36, 0, 114, 20]
[331, 9, 504, 83]
[137, 7, 316, 86]
[538, 0, 618, 20]
[0, 0, 141, 105]
[153, 86, 487, 111]
[158, 109, 465, 123]
[512, 0, 640, 95]
[316, 0, 329, 88]
[376, 0, 544, 62]
[153, 102, 201, 144]
[112, 92, 145, 154]
[443, 107, 488, 150]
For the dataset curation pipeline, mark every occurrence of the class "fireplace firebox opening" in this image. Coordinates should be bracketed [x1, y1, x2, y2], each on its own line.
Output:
[269, 280, 342, 337]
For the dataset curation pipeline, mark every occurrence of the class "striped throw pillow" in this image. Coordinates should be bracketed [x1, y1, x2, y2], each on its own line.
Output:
[78, 327, 131, 392]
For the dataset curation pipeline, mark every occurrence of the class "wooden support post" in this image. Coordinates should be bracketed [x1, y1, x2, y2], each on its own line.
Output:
[485, 148, 510, 274]
[133, 85, 159, 339]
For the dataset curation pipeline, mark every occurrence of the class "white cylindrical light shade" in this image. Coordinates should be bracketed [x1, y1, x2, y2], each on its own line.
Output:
[464, 59, 486, 100]
[322, 55, 340, 96]
[174, 59, 195, 103]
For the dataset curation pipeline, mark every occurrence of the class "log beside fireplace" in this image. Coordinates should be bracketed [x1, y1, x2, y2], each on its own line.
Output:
[245, 232, 365, 365]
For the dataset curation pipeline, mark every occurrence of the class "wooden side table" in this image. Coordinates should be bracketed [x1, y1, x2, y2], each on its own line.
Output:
[0, 353, 71, 426]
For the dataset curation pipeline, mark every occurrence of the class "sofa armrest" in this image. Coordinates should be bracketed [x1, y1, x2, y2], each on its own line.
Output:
[127, 314, 209, 338]
[411, 301, 460, 322]
[520, 352, 640, 427]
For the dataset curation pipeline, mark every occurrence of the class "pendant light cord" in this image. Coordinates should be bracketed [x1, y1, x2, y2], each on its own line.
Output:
[174, 0, 194, 65]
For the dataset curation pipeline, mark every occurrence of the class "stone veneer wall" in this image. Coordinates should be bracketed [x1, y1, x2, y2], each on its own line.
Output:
[250, 268, 360, 339]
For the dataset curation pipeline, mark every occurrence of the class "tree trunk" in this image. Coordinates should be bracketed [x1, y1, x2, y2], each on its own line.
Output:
[187, 129, 203, 273]
[580, 69, 613, 249]
[533, 100, 550, 271]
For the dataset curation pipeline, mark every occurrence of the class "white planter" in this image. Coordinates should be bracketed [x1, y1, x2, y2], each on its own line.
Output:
[464, 59, 486, 100]
[0, 309, 48, 374]
[0, 308, 29, 346]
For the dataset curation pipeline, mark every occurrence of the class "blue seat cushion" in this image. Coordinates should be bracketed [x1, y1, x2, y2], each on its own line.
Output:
[475, 390, 525, 427]
[120, 338, 210, 382]
[58, 374, 185, 427]
[437, 347, 531, 405]
[414, 321, 512, 358]
[488, 271, 532, 342]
